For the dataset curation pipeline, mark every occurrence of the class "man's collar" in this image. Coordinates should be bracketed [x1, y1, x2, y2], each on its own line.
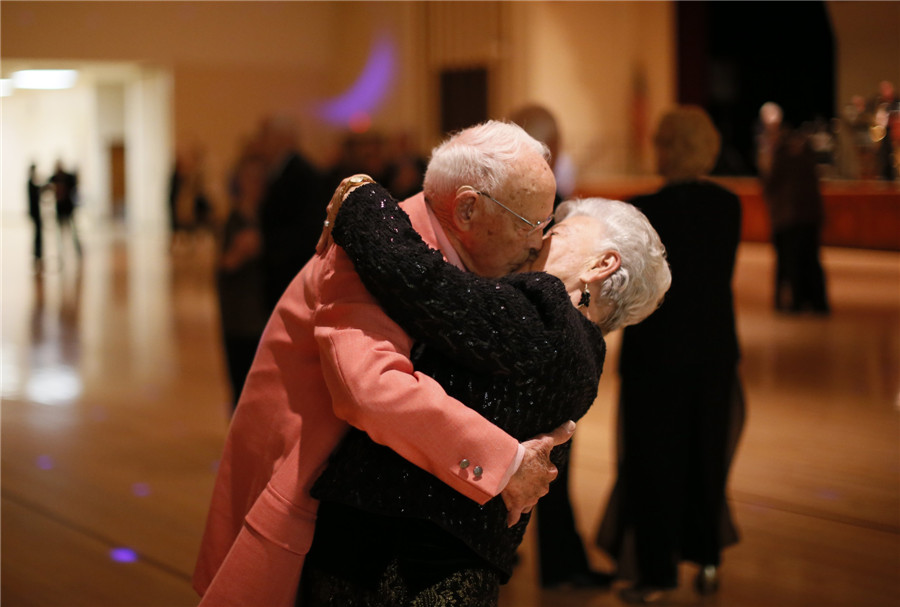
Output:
[424, 200, 466, 271]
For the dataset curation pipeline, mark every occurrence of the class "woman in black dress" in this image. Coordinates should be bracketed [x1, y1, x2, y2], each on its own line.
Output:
[299, 178, 671, 606]
[596, 105, 745, 603]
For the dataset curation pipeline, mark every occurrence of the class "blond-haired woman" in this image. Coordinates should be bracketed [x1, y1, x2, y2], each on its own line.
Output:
[596, 105, 745, 603]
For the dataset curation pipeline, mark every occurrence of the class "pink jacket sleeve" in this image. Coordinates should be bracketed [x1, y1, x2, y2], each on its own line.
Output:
[314, 245, 520, 504]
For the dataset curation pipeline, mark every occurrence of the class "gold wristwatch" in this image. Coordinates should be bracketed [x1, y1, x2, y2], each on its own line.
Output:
[338, 174, 375, 200]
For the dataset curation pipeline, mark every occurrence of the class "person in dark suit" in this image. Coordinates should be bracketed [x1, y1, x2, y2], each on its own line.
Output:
[256, 114, 327, 313]
[757, 102, 830, 314]
[28, 164, 44, 269]
[596, 106, 744, 604]
[216, 147, 268, 412]
[48, 160, 82, 259]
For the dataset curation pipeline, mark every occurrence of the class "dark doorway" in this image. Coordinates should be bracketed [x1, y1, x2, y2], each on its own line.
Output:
[440, 67, 489, 136]
[109, 142, 126, 220]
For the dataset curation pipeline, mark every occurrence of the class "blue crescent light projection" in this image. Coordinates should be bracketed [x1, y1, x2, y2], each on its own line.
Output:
[315, 32, 396, 128]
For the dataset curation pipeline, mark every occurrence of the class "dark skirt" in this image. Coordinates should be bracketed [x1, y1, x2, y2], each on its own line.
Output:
[596, 368, 744, 588]
[773, 223, 830, 313]
[298, 502, 501, 607]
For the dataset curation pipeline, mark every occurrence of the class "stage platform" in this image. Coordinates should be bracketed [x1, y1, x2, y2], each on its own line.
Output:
[575, 177, 900, 251]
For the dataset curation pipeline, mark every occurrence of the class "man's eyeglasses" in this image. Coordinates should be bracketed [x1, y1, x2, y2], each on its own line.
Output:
[463, 187, 554, 236]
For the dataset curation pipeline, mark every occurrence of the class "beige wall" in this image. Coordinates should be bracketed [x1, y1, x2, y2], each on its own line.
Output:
[2, 2, 412, 218]
[507, 1, 675, 178]
[3, 1, 895, 224]
[827, 1, 900, 109]
[1, 2, 675, 208]
[2, 2, 336, 67]
[411, 1, 675, 178]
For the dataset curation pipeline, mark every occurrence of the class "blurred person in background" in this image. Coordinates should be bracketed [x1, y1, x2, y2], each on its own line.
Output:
[596, 106, 745, 604]
[256, 114, 327, 313]
[216, 142, 268, 412]
[834, 95, 870, 180]
[871, 80, 899, 181]
[48, 160, 82, 261]
[847, 94, 877, 178]
[383, 131, 428, 201]
[325, 131, 392, 197]
[168, 144, 213, 252]
[510, 104, 577, 207]
[28, 163, 44, 271]
[757, 102, 830, 315]
[755, 101, 783, 180]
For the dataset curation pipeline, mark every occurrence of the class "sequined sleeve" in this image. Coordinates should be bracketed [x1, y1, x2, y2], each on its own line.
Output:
[332, 183, 573, 374]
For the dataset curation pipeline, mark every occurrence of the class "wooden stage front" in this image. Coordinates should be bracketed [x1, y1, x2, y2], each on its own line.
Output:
[575, 177, 900, 251]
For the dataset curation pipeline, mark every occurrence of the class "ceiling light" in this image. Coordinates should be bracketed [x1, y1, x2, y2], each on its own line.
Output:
[11, 69, 79, 90]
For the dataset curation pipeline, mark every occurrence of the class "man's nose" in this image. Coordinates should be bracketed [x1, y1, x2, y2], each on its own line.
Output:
[527, 230, 545, 251]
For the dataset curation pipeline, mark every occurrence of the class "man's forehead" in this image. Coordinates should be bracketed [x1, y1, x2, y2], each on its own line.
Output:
[505, 154, 555, 194]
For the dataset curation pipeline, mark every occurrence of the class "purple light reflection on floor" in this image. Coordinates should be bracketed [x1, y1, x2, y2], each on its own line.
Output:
[817, 488, 840, 500]
[131, 482, 152, 497]
[109, 547, 139, 563]
[36, 455, 55, 470]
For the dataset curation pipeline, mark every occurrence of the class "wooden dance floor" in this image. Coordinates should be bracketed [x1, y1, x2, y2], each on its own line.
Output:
[1, 215, 898, 606]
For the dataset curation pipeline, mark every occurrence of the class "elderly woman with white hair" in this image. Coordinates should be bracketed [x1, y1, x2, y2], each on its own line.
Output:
[596, 105, 745, 604]
[299, 176, 670, 606]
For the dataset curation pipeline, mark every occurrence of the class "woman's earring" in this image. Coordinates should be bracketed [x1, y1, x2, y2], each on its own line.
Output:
[578, 286, 591, 308]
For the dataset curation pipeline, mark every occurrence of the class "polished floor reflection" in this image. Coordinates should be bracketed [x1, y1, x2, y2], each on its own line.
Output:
[1, 215, 898, 606]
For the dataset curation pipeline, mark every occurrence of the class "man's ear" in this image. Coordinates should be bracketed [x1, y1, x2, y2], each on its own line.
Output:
[453, 190, 478, 231]
[582, 250, 621, 284]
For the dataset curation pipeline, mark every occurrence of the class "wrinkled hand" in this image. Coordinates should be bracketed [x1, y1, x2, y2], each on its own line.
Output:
[315, 174, 374, 255]
[500, 420, 576, 527]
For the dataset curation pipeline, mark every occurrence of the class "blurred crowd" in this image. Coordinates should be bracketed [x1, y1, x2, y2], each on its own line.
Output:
[27, 160, 83, 273]
[166, 116, 431, 410]
[769, 79, 900, 181]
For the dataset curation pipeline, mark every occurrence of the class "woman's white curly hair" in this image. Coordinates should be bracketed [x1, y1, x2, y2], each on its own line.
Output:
[556, 198, 671, 333]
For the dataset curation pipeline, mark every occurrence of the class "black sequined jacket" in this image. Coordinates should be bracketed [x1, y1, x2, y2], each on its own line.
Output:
[310, 183, 606, 578]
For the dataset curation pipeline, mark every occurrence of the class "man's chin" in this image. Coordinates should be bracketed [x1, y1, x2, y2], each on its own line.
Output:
[514, 249, 541, 273]
[513, 261, 531, 273]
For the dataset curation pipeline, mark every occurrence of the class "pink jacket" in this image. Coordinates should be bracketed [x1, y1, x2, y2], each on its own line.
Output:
[193, 194, 520, 606]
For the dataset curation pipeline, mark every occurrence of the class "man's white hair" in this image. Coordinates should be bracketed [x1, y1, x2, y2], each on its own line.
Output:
[424, 120, 550, 205]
